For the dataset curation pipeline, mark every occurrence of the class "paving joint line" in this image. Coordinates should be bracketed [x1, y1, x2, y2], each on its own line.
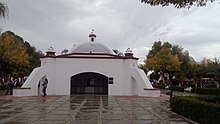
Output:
[31, 96, 68, 124]
[0, 97, 53, 123]
[98, 96, 103, 124]
[65, 96, 88, 123]
[143, 99, 167, 124]
[115, 97, 136, 124]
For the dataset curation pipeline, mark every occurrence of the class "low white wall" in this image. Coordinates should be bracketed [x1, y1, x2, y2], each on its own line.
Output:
[14, 67, 46, 96]
[131, 68, 160, 97]
[131, 68, 152, 94]
[13, 88, 32, 96]
[140, 89, 161, 97]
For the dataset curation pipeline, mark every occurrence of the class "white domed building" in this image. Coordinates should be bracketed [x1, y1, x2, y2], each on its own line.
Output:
[14, 31, 160, 97]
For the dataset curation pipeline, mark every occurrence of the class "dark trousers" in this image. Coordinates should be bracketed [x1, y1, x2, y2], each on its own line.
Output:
[5, 88, 13, 95]
[42, 86, 47, 96]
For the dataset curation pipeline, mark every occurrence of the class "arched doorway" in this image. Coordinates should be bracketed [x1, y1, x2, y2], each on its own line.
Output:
[38, 75, 47, 96]
[70, 72, 108, 95]
[131, 77, 139, 95]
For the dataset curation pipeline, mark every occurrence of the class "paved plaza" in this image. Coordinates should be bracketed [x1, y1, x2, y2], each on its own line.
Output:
[0, 95, 197, 124]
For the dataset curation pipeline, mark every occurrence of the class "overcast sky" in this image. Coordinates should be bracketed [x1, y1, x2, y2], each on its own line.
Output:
[1, 0, 220, 63]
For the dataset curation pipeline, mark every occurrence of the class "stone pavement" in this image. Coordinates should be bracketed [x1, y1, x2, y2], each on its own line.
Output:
[0, 95, 197, 124]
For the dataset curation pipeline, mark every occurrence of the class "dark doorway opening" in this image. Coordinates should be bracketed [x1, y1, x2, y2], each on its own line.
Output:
[71, 72, 108, 95]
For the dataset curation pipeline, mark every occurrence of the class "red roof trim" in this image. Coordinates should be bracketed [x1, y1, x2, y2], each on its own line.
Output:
[41, 53, 139, 60]
[143, 88, 160, 90]
[56, 56, 138, 60]
[58, 52, 118, 57]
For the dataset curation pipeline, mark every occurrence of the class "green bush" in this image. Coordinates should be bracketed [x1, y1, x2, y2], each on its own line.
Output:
[153, 83, 165, 89]
[192, 87, 220, 96]
[169, 85, 185, 92]
[170, 96, 220, 124]
[0, 85, 7, 90]
[193, 96, 220, 104]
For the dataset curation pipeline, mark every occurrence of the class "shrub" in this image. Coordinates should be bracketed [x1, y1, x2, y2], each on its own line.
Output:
[170, 96, 220, 124]
[192, 87, 220, 96]
[192, 96, 220, 104]
[0, 85, 7, 90]
[187, 81, 196, 87]
[153, 83, 165, 89]
[169, 85, 185, 92]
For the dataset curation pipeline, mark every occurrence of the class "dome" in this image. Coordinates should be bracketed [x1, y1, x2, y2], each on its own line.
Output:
[71, 42, 115, 54]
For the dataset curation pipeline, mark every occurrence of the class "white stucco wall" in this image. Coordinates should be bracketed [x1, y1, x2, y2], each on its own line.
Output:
[14, 56, 160, 97]
[13, 66, 46, 96]
[54, 58, 132, 95]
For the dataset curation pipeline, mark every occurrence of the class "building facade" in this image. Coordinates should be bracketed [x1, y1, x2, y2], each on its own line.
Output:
[13, 32, 160, 97]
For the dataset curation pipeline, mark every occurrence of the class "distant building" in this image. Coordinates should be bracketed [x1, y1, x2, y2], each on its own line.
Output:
[14, 31, 160, 97]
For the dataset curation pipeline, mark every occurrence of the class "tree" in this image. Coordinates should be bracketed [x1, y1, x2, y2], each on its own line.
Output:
[140, 0, 218, 8]
[171, 45, 196, 85]
[139, 64, 148, 75]
[194, 58, 220, 87]
[0, 31, 30, 80]
[113, 49, 119, 55]
[24, 41, 44, 74]
[149, 71, 160, 83]
[61, 49, 68, 54]
[214, 65, 220, 88]
[147, 41, 162, 59]
[145, 47, 181, 83]
[147, 41, 172, 59]
[145, 41, 196, 85]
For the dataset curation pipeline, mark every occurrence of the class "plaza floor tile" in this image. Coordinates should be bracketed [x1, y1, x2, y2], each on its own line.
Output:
[0, 95, 198, 124]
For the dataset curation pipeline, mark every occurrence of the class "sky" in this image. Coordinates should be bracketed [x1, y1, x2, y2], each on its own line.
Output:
[1, 0, 220, 63]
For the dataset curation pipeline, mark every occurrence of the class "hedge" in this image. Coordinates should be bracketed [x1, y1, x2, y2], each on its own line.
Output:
[169, 85, 185, 92]
[0, 85, 7, 90]
[192, 87, 220, 96]
[187, 96, 220, 104]
[153, 84, 165, 89]
[170, 96, 220, 124]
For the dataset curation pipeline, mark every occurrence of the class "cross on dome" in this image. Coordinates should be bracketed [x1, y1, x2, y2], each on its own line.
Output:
[89, 29, 97, 42]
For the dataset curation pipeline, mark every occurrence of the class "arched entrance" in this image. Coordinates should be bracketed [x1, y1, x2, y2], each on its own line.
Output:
[131, 77, 139, 95]
[70, 72, 108, 95]
[38, 75, 47, 96]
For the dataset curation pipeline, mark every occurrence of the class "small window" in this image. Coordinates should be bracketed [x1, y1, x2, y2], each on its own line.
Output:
[108, 77, 113, 84]
[87, 78, 95, 86]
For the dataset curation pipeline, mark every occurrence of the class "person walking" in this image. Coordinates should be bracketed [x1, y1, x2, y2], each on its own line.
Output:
[42, 78, 48, 97]
[5, 81, 13, 95]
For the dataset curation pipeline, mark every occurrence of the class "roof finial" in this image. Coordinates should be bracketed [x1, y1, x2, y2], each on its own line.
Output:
[47, 46, 54, 52]
[89, 29, 96, 42]
[125, 48, 133, 57]
[46, 46, 55, 57]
